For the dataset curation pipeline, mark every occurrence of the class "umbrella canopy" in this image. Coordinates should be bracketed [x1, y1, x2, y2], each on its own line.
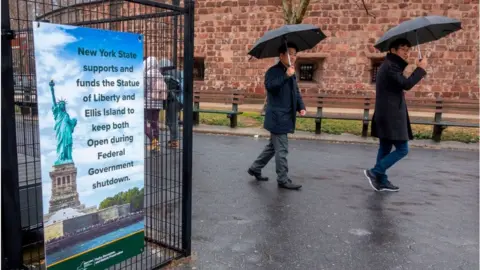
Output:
[374, 15, 462, 52]
[248, 24, 327, 59]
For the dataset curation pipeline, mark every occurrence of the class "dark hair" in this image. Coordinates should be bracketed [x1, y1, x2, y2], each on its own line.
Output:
[388, 38, 412, 50]
[278, 42, 298, 54]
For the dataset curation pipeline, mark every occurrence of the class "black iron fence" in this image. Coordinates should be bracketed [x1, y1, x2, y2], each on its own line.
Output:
[1, 0, 194, 268]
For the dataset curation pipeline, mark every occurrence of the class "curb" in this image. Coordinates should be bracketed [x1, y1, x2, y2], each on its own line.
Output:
[192, 125, 479, 152]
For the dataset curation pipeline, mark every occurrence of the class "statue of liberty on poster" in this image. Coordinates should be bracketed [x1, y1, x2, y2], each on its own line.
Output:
[49, 79, 77, 165]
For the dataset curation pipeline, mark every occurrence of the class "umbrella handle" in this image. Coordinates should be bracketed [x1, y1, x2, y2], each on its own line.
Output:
[284, 39, 292, 66]
[415, 30, 422, 60]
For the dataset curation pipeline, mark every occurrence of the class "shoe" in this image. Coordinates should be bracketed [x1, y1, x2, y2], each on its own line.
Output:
[149, 138, 160, 152]
[278, 179, 302, 190]
[247, 168, 269, 181]
[364, 169, 381, 191]
[378, 180, 399, 192]
[168, 140, 179, 149]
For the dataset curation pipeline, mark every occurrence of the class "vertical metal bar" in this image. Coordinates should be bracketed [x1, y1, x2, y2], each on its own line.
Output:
[172, 0, 179, 67]
[181, 0, 194, 256]
[172, 4, 181, 254]
[361, 97, 370, 138]
[1, 0, 24, 268]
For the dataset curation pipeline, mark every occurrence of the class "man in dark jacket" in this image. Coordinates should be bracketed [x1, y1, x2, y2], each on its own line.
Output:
[364, 38, 428, 191]
[247, 43, 306, 190]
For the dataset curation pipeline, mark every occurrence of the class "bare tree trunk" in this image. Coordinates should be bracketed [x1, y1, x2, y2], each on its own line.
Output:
[282, 0, 293, 24]
[295, 0, 311, 24]
[282, 0, 374, 24]
[282, 0, 311, 24]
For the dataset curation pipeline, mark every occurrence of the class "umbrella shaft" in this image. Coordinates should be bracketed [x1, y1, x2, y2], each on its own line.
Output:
[284, 39, 292, 66]
[415, 30, 422, 59]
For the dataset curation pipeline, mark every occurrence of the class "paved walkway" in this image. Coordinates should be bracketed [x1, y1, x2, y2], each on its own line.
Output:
[168, 134, 479, 270]
[193, 124, 479, 151]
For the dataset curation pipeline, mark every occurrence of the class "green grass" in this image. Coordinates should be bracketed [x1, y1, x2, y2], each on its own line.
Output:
[198, 111, 479, 143]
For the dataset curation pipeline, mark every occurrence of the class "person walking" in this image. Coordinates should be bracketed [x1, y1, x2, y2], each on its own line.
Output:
[247, 42, 306, 190]
[159, 58, 183, 149]
[364, 38, 428, 191]
[144, 56, 167, 152]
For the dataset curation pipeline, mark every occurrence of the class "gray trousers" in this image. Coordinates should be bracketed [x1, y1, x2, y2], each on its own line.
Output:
[250, 133, 289, 183]
[166, 98, 179, 141]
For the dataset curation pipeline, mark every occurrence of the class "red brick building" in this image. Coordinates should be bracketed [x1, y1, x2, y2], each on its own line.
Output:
[193, 0, 479, 100]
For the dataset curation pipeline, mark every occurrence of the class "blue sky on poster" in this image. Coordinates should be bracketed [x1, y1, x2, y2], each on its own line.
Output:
[33, 22, 145, 214]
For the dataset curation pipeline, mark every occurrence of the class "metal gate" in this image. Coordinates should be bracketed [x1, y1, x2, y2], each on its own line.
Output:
[1, 0, 194, 268]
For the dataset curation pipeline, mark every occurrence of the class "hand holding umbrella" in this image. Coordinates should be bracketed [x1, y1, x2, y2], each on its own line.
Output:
[286, 65, 296, 76]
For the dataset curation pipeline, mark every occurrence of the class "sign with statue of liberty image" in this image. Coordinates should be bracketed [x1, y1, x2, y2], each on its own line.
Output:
[33, 22, 145, 270]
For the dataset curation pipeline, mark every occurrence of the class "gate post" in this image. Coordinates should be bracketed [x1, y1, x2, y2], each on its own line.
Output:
[182, 0, 195, 256]
[1, 0, 24, 268]
[172, 0, 179, 67]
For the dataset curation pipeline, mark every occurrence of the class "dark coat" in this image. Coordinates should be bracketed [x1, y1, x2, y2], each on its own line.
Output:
[371, 53, 427, 141]
[263, 62, 306, 134]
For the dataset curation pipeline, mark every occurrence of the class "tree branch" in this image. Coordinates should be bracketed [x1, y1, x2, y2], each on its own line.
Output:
[282, 0, 293, 24]
[295, 0, 311, 24]
[283, 0, 374, 24]
[357, 0, 375, 18]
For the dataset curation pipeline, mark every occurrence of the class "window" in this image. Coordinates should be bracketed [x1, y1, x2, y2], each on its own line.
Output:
[298, 63, 314, 81]
[295, 57, 324, 83]
[371, 58, 384, 83]
[193, 57, 205, 81]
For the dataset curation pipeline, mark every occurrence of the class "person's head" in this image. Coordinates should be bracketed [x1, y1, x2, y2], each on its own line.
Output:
[278, 42, 298, 67]
[388, 38, 412, 60]
[158, 58, 176, 73]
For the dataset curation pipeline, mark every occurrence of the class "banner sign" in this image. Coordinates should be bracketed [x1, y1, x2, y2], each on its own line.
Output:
[33, 22, 145, 270]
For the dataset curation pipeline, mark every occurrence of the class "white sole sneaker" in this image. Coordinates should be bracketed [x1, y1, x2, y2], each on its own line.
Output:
[364, 170, 379, 191]
[378, 187, 399, 192]
[363, 170, 400, 192]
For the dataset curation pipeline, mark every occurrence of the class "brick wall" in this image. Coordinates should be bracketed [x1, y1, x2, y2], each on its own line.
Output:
[194, 0, 479, 99]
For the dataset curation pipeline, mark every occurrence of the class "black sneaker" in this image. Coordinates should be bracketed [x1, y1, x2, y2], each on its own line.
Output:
[364, 169, 381, 191]
[248, 168, 269, 181]
[278, 179, 302, 190]
[378, 180, 399, 192]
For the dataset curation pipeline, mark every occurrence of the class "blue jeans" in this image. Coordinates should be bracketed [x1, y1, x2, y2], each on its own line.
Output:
[371, 139, 409, 182]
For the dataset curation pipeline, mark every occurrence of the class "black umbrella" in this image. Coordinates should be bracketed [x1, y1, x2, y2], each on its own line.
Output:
[248, 24, 327, 65]
[374, 15, 462, 58]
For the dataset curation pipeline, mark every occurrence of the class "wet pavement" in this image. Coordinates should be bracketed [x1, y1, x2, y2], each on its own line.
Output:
[174, 134, 479, 270]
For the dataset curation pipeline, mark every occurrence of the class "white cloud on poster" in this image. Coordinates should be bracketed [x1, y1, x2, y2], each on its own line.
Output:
[42, 182, 52, 198]
[39, 135, 57, 152]
[33, 24, 83, 101]
[33, 23, 79, 52]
